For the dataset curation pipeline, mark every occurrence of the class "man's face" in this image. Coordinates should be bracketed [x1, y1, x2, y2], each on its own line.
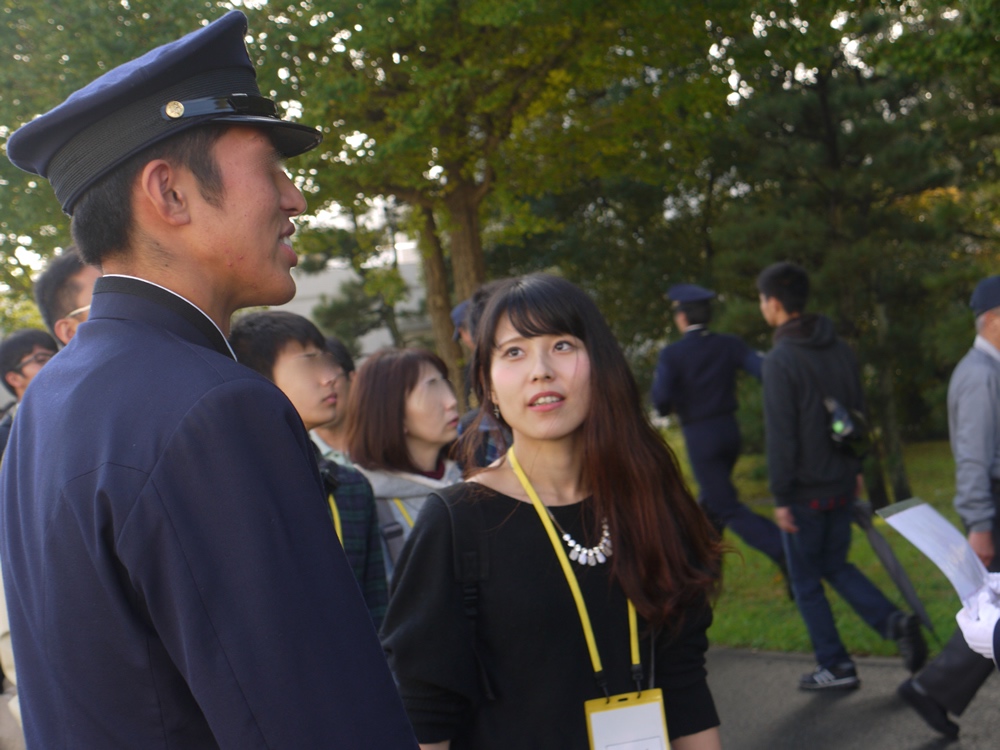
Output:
[271, 341, 342, 431]
[54, 265, 102, 345]
[759, 293, 780, 327]
[5, 345, 56, 401]
[189, 126, 307, 313]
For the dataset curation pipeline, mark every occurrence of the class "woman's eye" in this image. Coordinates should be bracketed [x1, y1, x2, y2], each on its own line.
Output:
[502, 346, 522, 358]
[554, 340, 575, 351]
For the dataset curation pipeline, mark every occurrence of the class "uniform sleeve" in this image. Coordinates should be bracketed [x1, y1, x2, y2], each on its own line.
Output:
[950, 364, 999, 532]
[116, 379, 416, 749]
[656, 597, 719, 740]
[741, 341, 763, 381]
[762, 352, 799, 506]
[381, 494, 482, 744]
[651, 347, 674, 416]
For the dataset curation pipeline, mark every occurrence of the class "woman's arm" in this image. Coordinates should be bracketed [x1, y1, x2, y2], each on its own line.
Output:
[419, 743, 450, 750]
[672, 727, 721, 750]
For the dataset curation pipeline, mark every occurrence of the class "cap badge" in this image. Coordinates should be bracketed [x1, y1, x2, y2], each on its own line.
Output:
[164, 101, 185, 119]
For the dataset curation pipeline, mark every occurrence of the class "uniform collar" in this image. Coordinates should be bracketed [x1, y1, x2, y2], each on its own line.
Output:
[91, 275, 236, 360]
[974, 335, 1000, 365]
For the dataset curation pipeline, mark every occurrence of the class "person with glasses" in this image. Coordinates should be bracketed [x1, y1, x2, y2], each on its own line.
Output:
[230, 311, 387, 627]
[33, 246, 101, 347]
[0, 330, 58, 460]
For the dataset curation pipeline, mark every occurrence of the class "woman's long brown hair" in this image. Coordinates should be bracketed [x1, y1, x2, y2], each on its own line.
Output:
[458, 274, 721, 628]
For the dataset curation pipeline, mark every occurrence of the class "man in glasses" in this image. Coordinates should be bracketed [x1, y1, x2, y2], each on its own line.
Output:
[33, 246, 101, 346]
[0, 330, 58, 460]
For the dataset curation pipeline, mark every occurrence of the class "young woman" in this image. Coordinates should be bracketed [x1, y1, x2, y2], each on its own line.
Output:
[346, 348, 462, 578]
[381, 274, 723, 750]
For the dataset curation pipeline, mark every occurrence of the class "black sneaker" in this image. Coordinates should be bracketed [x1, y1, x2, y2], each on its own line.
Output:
[889, 612, 928, 674]
[799, 662, 860, 690]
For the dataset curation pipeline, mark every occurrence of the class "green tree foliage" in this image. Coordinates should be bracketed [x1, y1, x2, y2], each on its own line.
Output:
[0, 0, 225, 329]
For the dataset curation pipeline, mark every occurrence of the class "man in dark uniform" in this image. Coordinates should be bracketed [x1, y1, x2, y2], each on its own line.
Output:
[651, 284, 786, 574]
[1, 12, 416, 748]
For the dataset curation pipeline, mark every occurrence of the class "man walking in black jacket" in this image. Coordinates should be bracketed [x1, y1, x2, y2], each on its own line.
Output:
[757, 262, 926, 690]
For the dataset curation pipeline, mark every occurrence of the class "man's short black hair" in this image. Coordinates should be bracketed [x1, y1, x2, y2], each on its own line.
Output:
[230, 311, 326, 382]
[467, 279, 504, 339]
[757, 262, 810, 315]
[325, 337, 355, 376]
[34, 246, 89, 335]
[0, 329, 58, 397]
[676, 300, 712, 326]
[71, 125, 227, 266]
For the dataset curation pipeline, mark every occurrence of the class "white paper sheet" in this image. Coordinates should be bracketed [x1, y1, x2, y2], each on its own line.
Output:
[877, 498, 988, 607]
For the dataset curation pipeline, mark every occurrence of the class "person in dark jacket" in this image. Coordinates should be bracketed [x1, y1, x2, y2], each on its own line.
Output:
[0, 330, 58, 460]
[230, 311, 388, 627]
[757, 262, 926, 691]
[1, 11, 416, 748]
[651, 284, 785, 575]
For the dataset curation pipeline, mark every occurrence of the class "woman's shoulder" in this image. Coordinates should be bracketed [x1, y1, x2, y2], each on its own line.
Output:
[432, 480, 517, 507]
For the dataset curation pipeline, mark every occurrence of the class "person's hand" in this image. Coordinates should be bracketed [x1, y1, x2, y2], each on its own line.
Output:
[774, 506, 798, 534]
[968, 530, 995, 568]
[957, 589, 1000, 660]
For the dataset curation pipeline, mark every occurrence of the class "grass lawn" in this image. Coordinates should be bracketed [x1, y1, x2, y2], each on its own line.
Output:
[663, 429, 962, 659]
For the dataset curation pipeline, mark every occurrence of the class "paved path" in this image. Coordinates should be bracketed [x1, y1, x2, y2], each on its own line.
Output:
[707, 648, 1000, 749]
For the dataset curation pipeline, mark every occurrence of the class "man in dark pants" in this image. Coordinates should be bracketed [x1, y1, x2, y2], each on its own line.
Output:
[1, 11, 416, 748]
[900, 276, 1000, 739]
[757, 262, 926, 690]
[651, 284, 786, 574]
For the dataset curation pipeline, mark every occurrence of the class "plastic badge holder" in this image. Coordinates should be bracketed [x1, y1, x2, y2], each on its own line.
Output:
[585, 688, 669, 750]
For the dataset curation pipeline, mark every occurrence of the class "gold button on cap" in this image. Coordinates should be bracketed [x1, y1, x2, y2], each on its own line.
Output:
[164, 100, 185, 119]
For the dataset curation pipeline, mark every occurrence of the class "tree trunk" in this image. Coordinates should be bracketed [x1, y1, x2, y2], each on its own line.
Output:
[416, 206, 466, 410]
[873, 301, 913, 502]
[443, 183, 487, 303]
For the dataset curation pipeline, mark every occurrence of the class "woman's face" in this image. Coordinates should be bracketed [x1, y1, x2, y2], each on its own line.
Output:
[489, 315, 591, 444]
[403, 362, 460, 455]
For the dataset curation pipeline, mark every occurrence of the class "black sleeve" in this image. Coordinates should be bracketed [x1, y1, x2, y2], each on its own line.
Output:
[381, 493, 482, 743]
[656, 598, 720, 740]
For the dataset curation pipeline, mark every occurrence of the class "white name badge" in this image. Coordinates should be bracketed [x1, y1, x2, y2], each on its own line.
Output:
[585, 688, 669, 750]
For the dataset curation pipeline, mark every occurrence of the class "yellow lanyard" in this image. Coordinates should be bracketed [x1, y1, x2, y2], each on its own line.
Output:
[327, 493, 343, 543]
[392, 498, 415, 528]
[508, 447, 640, 695]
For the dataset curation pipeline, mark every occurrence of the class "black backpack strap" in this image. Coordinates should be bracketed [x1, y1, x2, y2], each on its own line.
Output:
[375, 499, 407, 566]
[440, 492, 496, 701]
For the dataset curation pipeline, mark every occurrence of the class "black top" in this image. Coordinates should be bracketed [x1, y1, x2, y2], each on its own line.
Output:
[381, 483, 719, 748]
[762, 314, 864, 505]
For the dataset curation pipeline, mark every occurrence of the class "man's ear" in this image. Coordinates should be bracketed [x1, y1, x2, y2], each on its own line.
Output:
[53, 318, 78, 347]
[136, 159, 191, 226]
[4, 371, 24, 398]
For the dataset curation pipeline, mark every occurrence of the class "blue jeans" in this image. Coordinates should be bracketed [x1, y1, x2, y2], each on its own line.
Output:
[782, 502, 898, 669]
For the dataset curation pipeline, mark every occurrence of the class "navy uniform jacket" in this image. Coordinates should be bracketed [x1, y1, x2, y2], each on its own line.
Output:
[651, 328, 762, 423]
[0, 277, 416, 749]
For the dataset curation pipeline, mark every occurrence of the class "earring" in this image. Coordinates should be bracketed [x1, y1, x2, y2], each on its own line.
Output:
[493, 404, 500, 419]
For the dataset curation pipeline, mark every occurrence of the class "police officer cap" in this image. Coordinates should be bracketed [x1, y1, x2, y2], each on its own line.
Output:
[970, 276, 1000, 316]
[668, 284, 716, 304]
[6, 10, 322, 215]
